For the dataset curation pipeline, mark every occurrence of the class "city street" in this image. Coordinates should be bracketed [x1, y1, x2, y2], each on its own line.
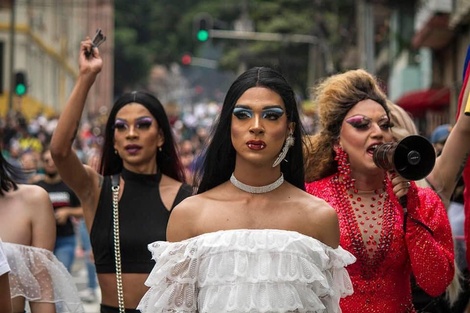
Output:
[71, 255, 100, 313]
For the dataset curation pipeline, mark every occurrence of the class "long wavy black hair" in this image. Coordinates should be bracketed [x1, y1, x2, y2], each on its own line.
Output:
[99, 91, 186, 182]
[195, 67, 307, 194]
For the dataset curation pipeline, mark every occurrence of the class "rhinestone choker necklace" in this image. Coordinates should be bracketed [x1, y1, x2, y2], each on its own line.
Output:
[230, 173, 284, 194]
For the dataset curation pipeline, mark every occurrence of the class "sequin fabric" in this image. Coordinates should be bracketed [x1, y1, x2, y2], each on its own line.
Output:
[306, 175, 455, 313]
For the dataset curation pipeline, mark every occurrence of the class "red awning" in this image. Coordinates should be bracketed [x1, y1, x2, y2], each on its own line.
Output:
[395, 88, 450, 116]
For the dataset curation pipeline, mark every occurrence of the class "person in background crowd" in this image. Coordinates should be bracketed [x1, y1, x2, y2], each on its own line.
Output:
[50, 36, 192, 313]
[16, 121, 43, 154]
[428, 124, 466, 277]
[19, 150, 44, 184]
[389, 101, 470, 312]
[138, 67, 355, 313]
[0, 145, 83, 313]
[431, 124, 453, 157]
[178, 139, 196, 184]
[304, 69, 454, 312]
[35, 148, 83, 273]
[77, 215, 99, 303]
[78, 148, 101, 304]
[0, 239, 12, 313]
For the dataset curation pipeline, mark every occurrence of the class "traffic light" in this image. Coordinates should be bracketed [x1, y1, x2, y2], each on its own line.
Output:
[181, 53, 192, 66]
[14, 71, 27, 96]
[195, 15, 212, 42]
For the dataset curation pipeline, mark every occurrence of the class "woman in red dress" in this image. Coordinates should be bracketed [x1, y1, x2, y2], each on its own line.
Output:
[304, 69, 454, 312]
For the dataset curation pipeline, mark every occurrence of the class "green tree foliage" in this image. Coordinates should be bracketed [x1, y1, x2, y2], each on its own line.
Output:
[114, 0, 356, 98]
[114, 0, 204, 94]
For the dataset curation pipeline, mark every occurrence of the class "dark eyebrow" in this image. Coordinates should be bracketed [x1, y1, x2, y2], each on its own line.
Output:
[115, 116, 153, 122]
[234, 104, 284, 110]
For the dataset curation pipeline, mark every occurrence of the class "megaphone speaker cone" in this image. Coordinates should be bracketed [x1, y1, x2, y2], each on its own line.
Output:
[373, 135, 436, 180]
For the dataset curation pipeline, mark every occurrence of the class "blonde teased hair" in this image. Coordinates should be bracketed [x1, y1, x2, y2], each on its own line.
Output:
[304, 69, 388, 182]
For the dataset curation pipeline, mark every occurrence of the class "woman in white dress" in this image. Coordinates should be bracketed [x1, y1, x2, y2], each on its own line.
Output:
[0, 239, 12, 313]
[138, 67, 356, 313]
[0, 149, 83, 313]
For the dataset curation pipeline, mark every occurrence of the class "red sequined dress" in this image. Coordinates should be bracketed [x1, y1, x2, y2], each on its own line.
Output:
[306, 174, 454, 313]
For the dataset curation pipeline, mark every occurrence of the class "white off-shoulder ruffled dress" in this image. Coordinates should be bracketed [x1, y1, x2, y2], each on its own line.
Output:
[3, 242, 84, 313]
[138, 229, 356, 313]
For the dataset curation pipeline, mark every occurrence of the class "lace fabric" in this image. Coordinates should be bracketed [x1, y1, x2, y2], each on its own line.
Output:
[4, 242, 84, 313]
[138, 229, 355, 313]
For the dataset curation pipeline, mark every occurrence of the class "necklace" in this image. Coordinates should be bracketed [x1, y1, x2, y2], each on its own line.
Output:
[230, 173, 284, 194]
[332, 174, 394, 279]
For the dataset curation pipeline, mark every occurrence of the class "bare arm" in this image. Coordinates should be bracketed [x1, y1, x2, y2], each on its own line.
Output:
[318, 207, 340, 248]
[26, 185, 56, 251]
[50, 38, 102, 205]
[167, 198, 199, 242]
[0, 273, 12, 313]
[427, 79, 470, 206]
[305, 199, 340, 249]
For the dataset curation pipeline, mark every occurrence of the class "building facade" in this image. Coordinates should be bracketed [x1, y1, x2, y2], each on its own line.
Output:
[0, 0, 114, 120]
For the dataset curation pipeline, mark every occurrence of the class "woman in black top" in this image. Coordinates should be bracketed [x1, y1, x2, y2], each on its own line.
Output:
[50, 37, 192, 313]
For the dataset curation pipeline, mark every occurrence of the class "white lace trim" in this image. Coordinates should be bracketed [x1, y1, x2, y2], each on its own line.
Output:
[0, 240, 10, 276]
[4, 242, 84, 313]
[138, 229, 355, 313]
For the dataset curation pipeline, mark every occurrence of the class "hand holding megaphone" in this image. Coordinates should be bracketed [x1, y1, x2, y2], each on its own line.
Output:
[373, 135, 436, 180]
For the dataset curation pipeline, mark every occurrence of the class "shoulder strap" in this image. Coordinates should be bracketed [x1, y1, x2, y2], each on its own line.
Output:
[171, 183, 193, 210]
[111, 174, 120, 187]
[110, 172, 125, 313]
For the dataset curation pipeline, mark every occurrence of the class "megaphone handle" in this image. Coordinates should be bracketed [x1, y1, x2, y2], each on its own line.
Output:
[399, 196, 408, 212]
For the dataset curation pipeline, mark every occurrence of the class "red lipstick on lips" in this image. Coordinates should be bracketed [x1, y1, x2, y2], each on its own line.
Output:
[246, 140, 266, 150]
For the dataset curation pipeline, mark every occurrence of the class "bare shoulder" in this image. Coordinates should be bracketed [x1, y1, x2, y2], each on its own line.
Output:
[16, 184, 50, 203]
[291, 187, 335, 213]
[169, 192, 209, 223]
[167, 193, 205, 242]
[15, 184, 53, 215]
[292, 188, 340, 248]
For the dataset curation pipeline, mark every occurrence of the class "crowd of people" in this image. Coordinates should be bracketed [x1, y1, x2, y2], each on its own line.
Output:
[0, 35, 469, 313]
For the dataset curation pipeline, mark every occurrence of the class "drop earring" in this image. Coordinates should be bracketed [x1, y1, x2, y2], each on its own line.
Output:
[334, 145, 355, 189]
[272, 132, 295, 167]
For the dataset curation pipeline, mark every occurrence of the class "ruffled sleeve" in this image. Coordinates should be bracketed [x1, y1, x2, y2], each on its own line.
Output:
[322, 245, 356, 312]
[138, 230, 355, 313]
[4, 242, 84, 313]
[138, 240, 199, 312]
[404, 184, 455, 296]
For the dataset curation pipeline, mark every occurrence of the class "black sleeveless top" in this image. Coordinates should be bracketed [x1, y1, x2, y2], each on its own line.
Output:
[90, 168, 193, 273]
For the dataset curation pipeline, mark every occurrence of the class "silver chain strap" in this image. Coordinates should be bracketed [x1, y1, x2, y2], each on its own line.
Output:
[112, 178, 125, 313]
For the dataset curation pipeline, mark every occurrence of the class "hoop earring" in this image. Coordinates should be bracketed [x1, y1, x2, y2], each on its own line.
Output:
[272, 133, 295, 167]
[334, 145, 355, 189]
